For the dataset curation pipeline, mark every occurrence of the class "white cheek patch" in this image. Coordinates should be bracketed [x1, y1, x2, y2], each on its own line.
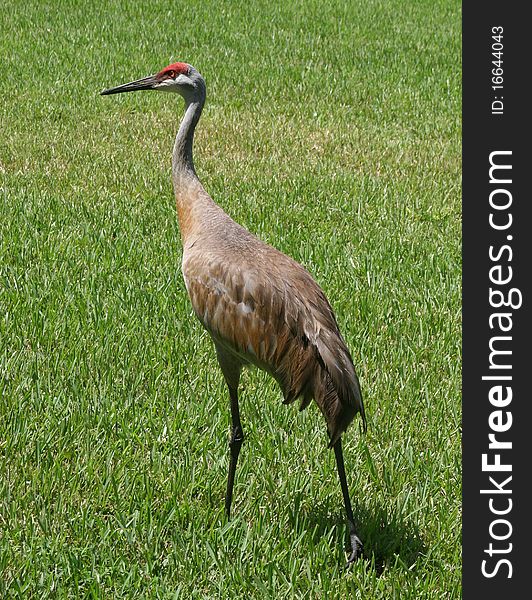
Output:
[175, 74, 193, 87]
[157, 79, 179, 92]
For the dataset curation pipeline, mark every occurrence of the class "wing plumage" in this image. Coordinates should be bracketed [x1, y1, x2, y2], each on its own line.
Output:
[183, 229, 365, 445]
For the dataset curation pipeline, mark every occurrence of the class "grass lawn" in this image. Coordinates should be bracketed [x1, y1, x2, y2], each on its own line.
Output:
[1, 0, 461, 597]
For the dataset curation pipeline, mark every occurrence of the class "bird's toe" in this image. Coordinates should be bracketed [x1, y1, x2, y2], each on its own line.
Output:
[345, 534, 364, 567]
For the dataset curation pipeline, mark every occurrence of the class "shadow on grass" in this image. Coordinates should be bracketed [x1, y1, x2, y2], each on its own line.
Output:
[288, 500, 426, 574]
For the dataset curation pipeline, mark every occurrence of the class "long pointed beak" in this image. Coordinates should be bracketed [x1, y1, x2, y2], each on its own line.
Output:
[100, 74, 158, 96]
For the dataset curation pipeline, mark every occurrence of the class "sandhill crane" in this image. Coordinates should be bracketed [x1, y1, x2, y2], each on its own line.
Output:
[101, 61, 367, 565]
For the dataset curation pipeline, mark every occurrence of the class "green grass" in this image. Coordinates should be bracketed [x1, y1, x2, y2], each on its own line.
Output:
[0, 0, 461, 597]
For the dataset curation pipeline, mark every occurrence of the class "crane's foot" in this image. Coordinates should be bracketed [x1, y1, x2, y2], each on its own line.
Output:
[345, 532, 364, 568]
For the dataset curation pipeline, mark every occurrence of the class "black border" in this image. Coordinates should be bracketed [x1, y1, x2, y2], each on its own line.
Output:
[463, 4, 530, 595]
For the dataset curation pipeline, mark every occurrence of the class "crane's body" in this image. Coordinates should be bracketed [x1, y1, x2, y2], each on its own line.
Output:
[102, 61, 366, 565]
[177, 173, 363, 444]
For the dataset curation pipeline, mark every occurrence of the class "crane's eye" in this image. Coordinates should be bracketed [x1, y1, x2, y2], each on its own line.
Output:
[166, 70, 176, 79]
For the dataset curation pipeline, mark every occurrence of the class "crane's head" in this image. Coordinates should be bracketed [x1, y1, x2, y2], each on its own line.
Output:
[101, 62, 204, 103]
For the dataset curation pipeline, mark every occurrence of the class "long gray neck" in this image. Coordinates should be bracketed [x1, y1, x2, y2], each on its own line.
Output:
[172, 91, 205, 177]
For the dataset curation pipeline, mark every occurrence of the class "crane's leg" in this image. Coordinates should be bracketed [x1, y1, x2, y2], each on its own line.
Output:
[225, 385, 244, 518]
[333, 437, 363, 565]
[214, 343, 244, 519]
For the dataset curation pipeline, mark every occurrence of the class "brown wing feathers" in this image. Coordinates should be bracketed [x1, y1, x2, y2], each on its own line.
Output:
[184, 247, 365, 445]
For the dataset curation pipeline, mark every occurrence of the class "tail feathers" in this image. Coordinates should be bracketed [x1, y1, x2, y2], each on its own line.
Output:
[314, 334, 366, 444]
[323, 375, 359, 448]
[279, 367, 365, 447]
[275, 327, 366, 445]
